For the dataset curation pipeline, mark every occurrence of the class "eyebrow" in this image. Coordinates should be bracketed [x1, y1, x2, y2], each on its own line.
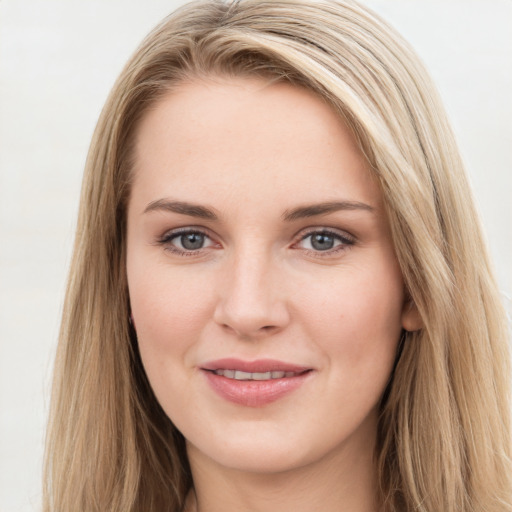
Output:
[143, 199, 218, 220]
[282, 201, 375, 221]
[143, 198, 374, 221]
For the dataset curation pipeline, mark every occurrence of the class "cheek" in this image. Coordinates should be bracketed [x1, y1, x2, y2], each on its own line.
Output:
[300, 261, 404, 379]
[128, 260, 215, 376]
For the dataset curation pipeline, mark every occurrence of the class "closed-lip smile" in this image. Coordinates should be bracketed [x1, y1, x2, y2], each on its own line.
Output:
[200, 358, 314, 407]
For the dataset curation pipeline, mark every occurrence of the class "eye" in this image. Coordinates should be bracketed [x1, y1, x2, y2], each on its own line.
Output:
[296, 229, 355, 253]
[158, 229, 216, 254]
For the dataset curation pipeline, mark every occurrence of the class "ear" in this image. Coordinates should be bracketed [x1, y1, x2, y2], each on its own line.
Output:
[129, 312, 136, 330]
[401, 299, 423, 332]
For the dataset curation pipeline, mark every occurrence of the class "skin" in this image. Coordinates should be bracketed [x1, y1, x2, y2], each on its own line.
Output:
[126, 76, 421, 512]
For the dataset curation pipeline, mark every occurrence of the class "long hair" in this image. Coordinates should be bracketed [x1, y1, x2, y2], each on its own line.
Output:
[44, 1, 512, 510]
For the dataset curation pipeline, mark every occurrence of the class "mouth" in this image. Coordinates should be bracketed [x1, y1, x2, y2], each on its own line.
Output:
[208, 369, 310, 380]
[200, 358, 314, 407]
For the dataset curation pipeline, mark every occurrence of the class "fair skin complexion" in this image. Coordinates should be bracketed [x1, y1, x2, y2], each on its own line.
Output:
[126, 76, 421, 512]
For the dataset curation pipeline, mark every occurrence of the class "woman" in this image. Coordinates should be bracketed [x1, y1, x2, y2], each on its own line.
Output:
[43, 1, 512, 511]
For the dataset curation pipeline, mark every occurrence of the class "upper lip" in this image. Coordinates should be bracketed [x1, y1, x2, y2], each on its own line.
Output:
[200, 358, 312, 373]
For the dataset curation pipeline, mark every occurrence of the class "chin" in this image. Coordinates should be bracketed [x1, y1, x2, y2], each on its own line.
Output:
[184, 421, 346, 476]
[195, 443, 312, 475]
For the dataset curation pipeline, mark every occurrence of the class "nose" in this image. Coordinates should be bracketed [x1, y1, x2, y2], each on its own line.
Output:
[213, 249, 290, 339]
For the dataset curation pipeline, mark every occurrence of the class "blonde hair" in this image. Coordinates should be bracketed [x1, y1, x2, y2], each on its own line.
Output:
[44, 1, 512, 510]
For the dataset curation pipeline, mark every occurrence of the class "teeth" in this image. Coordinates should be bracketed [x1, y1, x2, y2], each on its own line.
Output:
[252, 372, 271, 380]
[234, 370, 253, 380]
[213, 369, 297, 380]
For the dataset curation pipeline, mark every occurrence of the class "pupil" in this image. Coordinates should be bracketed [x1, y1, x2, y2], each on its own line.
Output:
[181, 233, 204, 250]
[311, 233, 334, 251]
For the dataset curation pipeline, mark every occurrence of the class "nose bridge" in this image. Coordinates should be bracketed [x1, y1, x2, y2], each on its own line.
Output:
[214, 242, 289, 337]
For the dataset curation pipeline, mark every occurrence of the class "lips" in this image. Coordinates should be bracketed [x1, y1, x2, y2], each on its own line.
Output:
[200, 358, 313, 407]
[212, 369, 301, 380]
[201, 358, 310, 374]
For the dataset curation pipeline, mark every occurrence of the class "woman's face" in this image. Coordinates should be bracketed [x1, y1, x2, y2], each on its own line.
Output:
[126, 76, 418, 475]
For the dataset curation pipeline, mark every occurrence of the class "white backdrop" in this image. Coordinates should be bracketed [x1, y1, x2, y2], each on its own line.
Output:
[1, 1, 511, 510]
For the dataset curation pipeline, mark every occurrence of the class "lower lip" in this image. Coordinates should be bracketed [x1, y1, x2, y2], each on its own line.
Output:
[202, 370, 312, 407]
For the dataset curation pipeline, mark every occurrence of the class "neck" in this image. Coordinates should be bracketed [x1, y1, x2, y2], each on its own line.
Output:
[183, 422, 380, 512]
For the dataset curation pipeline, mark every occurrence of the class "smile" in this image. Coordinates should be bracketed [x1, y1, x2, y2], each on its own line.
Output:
[201, 358, 314, 407]
[211, 369, 304, 380]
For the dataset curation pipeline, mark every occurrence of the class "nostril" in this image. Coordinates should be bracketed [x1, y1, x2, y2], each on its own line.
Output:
[213, 288, 291, 338]
[218, 322, 280, 341]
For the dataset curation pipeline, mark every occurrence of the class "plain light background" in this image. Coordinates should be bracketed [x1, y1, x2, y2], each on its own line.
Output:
[1, 1, 511, 510]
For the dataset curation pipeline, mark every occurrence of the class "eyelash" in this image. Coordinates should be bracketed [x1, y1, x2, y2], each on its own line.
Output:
[294, 229, 355, 256]
[157, 227, 217, 256]
[156, 227, 356, 257]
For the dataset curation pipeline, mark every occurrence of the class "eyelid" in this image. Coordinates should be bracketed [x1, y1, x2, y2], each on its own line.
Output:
[292, 226, 356, 254]
[158, 225, 209, 240]
[157, 226, 220, 255]
[294, 225, 356, 241]
[155, 225, 355, 257]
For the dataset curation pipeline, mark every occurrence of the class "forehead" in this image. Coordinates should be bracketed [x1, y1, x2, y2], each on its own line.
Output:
[130, 76, 382, 213]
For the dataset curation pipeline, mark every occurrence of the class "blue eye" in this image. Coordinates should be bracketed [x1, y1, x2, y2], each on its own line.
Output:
[159, 229, 214, 253]
[177, 232, 207, 250]
[298, 230, 354, 253]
